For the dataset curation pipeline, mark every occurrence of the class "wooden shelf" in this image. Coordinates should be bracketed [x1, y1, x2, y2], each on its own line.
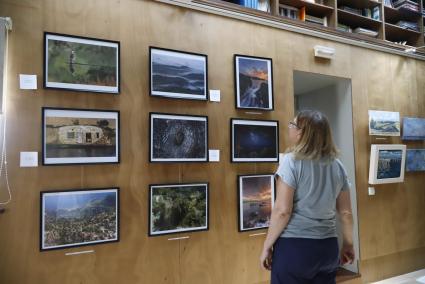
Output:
[385, 22, 422, 36]
[193, 0, 425, 48]
[338, 8, 382, 30]
[384, 6, 422, 23]
[280, 0, 334, 16]
[385, 22, 422, 45]
[338, 0, 380, 10]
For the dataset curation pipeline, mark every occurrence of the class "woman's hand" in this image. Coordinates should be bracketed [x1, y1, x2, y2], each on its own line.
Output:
[260, 246, 273, 270]
[340, 243, 355, 265]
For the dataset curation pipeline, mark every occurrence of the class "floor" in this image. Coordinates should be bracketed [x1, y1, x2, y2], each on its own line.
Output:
[371, 269, 425, 284]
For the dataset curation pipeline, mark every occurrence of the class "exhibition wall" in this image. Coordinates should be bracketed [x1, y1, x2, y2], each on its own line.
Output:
[0, 0, 424, 283]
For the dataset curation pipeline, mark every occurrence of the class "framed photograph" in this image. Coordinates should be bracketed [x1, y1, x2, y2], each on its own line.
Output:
[231, 118, 279, 162]
[368, 110, 400, 136]
[406, 149, 425, 172]
[40, 188, 119, 251]
[238, 174, 275, 232]
[44, 32, 120, 93]
[234, 55, 273, 110]
[402, 117, 425, 140]
[150, 47, 208, 100]
[368, 144, 406, 184]
[42, 107, 120, 165]
[149, 183, 208, 236]
[150, 113, 208, 162]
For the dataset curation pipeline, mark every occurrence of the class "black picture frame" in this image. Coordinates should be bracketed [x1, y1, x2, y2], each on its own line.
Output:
[149, 112, 209, 163]
[148, 182, 209, 236]
[44, 32, 120, 94]
[40, 187, 120, 251]
[234, 54, 274, 111]
[237, 174, 275, 232]
[231, 118, 279, 163]
[42, 107, 120, 165]
[149, 46, 208, 100]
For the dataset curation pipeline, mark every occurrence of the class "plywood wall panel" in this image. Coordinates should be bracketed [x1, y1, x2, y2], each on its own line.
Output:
[0, 0, 424, 283]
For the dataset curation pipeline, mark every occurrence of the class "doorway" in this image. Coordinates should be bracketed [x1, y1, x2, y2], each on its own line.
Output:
[293, 70, 359, 273]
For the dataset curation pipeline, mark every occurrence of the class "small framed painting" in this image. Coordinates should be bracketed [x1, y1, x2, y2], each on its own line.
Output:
[150, 47, 208, 100]
[234, 55, 273, 110]
[238, 174, 275, 232]
[402, 117, 425, 140]
[406, 149, 425, 172]
[149, 183, 209, 236]
[44, 32, 120, 93]
[368, 110, 400, 136]
[150, 112, 208, 162]
[42, 107, 120, 165]
[40, 187, 119, 251]
[368, 144, 406, 184]
[231, 118, 279, 162]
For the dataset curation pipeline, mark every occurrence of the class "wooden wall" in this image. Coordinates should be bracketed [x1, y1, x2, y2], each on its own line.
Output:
[0, 0, 424, 283]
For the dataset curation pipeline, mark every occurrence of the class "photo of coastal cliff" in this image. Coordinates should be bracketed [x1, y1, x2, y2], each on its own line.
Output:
[235, 55, 273, 110]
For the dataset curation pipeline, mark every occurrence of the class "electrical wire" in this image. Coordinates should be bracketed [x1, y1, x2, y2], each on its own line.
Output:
[0, 19, 12, 205]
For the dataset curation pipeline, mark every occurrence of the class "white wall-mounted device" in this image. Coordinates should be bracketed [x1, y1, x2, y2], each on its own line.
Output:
[313, 45, 335, 59]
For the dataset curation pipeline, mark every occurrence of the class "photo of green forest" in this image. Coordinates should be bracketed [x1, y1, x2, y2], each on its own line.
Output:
[47, 36, 117, 87]
[150, 184, 208, 235]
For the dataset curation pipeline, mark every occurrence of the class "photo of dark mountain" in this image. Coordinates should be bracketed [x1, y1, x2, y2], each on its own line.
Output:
[150, 48, 207, 99]
[41, 189, 119, 250]
[235, 56, 273, 110]
[151, 113, 208, 162]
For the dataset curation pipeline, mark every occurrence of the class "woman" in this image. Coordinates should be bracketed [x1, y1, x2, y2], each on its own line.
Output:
[260, 110, 355, 284]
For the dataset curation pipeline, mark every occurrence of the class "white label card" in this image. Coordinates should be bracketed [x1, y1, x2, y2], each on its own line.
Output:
[19, 74, 37, 90]
[209, 90, 221, 102]
[209, 150, 220, 162]
[20, 152, 38, 167]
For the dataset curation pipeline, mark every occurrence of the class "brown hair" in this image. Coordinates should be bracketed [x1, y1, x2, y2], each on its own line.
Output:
[290, 110, 338, 160]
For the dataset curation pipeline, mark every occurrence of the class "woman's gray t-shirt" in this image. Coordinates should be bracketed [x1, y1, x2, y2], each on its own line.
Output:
[275, 153, 350, 239]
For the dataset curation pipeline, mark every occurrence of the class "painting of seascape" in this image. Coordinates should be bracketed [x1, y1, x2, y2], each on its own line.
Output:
[238, 175, 275, 231]
[235, 55, 273, 110]
[150, 47, 207, 100]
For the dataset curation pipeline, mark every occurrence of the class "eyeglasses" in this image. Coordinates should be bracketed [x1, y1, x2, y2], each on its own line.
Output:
[288, 121, 301, 129]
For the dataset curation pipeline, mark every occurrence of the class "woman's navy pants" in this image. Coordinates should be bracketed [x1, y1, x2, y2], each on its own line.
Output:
[271, 237, 339, 284]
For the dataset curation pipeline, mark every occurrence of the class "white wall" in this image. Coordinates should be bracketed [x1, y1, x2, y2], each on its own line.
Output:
[294, 74, 360, 273]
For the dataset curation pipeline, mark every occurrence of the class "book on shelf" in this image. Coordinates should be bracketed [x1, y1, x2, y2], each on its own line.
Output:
[337, 23, 352, 32]
[384, 0, 393, 7]
[353, 27, 379, 37]
[392, 0, 420, 12]
[300, 6, 306, 21]
[279, 4, 299, 19]
[372, 6, 380, 20]
[396, 20, 420, 31]
[257, 0, 270, 12]
[340, 6, 363, 15]
[305, 14, 328, 26]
